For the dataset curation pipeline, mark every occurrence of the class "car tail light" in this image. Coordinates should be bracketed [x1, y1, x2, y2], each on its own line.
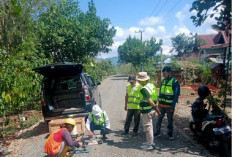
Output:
[216, 119, 223, 126]
[85, 96, 91, 101]
[41, 101, 46, 106]
[84, 85, 91, 101]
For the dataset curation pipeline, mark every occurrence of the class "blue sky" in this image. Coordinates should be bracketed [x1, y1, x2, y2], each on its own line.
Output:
[78, 0, 218, 58]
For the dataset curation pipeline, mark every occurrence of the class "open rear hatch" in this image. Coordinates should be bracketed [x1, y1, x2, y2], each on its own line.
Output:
[33, 63, 87, 118]
[33, 62, 83, 78]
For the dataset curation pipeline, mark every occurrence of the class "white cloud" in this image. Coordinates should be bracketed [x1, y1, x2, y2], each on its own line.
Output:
[129, 27, 140, 33]
[161, 45, 172, 55]
[115, 26, 124, 37]
[139, 16, 164, 26]
[175, 4, 191, 24]
[158, 26, 166, 33]
[98, 25, 170, 58]
[173, 25, 191, 35]
[144, 27, 156, 34]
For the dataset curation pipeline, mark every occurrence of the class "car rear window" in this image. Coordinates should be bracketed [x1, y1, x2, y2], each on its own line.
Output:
[54, 78, 82, 90]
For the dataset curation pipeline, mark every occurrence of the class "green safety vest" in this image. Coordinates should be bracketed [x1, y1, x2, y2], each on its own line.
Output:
[158, 77, 177, 107]
[140, 83, 158, 113]
[89, 112, 106, 126]
[127, 83, 141, 109]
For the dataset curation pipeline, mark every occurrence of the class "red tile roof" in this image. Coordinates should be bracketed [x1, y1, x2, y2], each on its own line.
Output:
[197, 30, 231, 49]
[197, 34, 218, 49]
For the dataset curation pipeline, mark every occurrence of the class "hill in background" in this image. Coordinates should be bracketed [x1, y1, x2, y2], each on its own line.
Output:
[96, 56, 119, 65]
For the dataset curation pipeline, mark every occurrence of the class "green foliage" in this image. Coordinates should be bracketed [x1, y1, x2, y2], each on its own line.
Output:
[84, 60, 116, 83]
[118, 36, 162, 69]
[171, 33, 205, 57]
[0, 0, 116, 130]
[170, 57, 182, 69]
[0, 120, 16, 137]
[0, 48, 48, 118]
[190, 0, 231, 30]
[37, 0, 116, 63]
[115, 64, 138, 74]
[195, 66, 212, 83]
[0, 0, 117, 137]
[20, 116, 40, 129]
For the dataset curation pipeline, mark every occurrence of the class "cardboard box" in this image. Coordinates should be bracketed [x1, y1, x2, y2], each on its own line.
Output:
[48, 117, 85, 135]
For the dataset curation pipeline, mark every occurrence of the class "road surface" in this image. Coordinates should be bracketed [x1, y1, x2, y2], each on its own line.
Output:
[8, 75, 215, 157]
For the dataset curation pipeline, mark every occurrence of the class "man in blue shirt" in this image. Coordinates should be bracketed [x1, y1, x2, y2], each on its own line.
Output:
[154, 66, 180, 140]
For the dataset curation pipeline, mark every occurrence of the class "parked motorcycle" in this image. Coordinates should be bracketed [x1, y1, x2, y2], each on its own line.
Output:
[189, 115, 231, 157]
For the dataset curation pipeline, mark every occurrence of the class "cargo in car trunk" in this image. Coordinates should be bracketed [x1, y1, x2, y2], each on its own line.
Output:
[33, 63, 87, 118]
[45, 77, 86, 116]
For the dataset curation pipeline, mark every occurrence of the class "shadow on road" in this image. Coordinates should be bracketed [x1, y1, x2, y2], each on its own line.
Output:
[17, 122, 49, 139]
[110, 75, 129, 81]
[112, 75, 129, 78]
[110, 78, 128, 81]
[104, 115, 216, 157]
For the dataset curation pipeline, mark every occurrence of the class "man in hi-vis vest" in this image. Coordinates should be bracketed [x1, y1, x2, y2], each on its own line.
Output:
[154, 66, 180, 140]
[137, 72, 161, 150]
[121, 75, 141, 137]
[86, 105, 111, 139]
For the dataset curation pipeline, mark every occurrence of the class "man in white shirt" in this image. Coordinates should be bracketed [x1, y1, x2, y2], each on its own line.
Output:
[86, 105, 111, 139]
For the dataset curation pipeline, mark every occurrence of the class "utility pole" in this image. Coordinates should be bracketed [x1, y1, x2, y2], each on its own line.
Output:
[135, 30, 145, 71]
[160, 48, 163, 79]
[135, 30, 144, 41]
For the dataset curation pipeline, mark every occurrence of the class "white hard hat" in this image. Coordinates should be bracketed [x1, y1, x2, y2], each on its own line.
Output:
[92, 105, 102, 116]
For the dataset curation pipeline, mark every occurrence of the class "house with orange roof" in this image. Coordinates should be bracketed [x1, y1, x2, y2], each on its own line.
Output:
[197, 31, 231, 65]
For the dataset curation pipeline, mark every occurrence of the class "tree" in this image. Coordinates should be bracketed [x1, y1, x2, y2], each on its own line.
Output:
[171, 33, 205, 58]
[190, 0, 231, 30]
[37, 0, 116, 63]
[0, 0, 49, 131]
[118, 36, 162, 69]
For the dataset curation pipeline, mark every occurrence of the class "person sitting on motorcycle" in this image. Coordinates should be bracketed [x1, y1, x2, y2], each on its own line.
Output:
[191, 85, 210, 126]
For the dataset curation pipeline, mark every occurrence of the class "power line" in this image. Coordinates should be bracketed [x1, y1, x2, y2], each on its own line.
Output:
[155, 0, 169, 16]
[150, 0, 162, 16]
[164, 0, 183, 18]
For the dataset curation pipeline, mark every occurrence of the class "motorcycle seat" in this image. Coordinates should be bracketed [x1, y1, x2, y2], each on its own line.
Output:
[204, 115, 223, 121]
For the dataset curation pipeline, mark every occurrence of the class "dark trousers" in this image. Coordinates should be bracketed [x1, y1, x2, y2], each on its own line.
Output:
[155, 107, 174, 136]
[124, 109, 140, 133]
[90, 122, 109, 136]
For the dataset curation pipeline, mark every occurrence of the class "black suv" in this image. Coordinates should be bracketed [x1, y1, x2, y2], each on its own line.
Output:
[33, 63, 101, 121]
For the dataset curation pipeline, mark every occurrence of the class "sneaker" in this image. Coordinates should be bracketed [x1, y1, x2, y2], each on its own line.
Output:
[168, 135, 174, 140]
[142, 142, 155, 146]
[140, 145, 154, 150]
[154, 133, 161, 139]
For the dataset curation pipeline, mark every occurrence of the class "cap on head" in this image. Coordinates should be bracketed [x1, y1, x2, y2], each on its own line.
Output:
[162, 66, 172, 72]
[92, 105, 102, 116]
[136, 72, 150, 81]
[128, 75, 136, 82]
[65, 118, 76, 126]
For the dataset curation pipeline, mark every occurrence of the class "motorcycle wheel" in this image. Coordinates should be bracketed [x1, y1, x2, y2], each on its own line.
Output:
[202, 125, 216, 147]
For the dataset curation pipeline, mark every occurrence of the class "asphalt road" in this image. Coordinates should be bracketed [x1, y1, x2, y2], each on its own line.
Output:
[8, 75, 215, 157]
